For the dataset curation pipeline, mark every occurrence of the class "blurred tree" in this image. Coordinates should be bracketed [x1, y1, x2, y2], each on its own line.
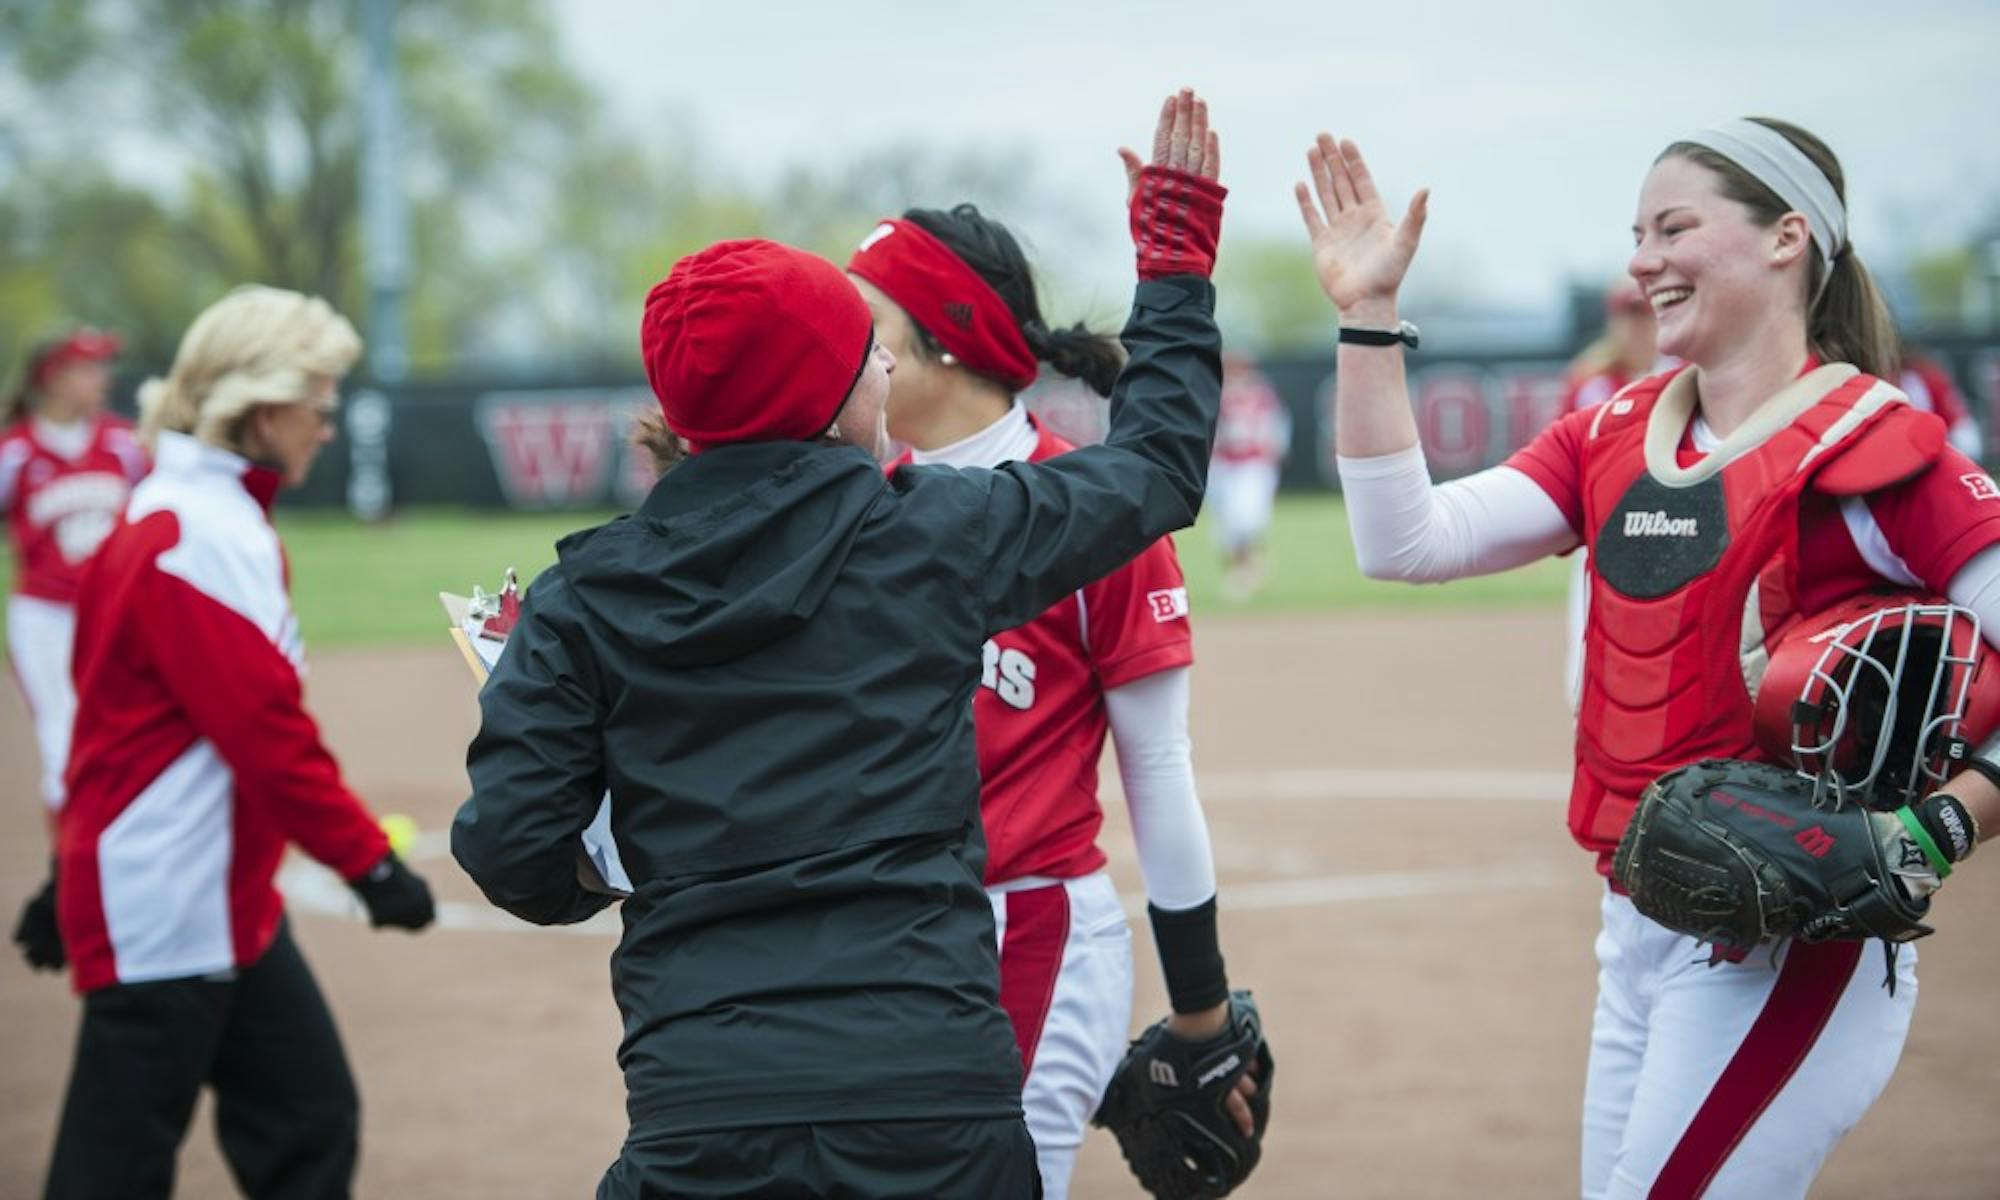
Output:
[1214, 235, 1341, 353]
[0, 0, 596, 376]
[0, 1, 1090, 381]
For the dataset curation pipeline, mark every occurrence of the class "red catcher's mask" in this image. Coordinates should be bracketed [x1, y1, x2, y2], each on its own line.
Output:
[1752, 591, 2000, 807]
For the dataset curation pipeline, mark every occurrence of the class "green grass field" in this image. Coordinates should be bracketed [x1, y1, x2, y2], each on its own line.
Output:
[2, 495, 1568, 652]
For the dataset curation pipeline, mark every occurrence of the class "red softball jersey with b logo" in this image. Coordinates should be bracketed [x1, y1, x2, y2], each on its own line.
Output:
[965, 423, 1195, 884]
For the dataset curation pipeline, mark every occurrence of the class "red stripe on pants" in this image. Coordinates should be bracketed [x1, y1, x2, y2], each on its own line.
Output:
[1649, 938, 1865, 1198]
[998, 884, 1071, 1080]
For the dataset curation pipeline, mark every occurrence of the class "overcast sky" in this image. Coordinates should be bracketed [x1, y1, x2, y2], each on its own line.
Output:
[554, 0, 2000, 316]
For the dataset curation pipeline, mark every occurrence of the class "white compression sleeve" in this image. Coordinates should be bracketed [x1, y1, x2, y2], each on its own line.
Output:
[1337, 444, 1580, 583]
[1104, 667, 1217, 911]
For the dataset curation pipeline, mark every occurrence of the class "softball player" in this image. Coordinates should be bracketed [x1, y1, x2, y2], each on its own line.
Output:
[1, 330, 147, 817]
[847, 185, 1256, 1198]
[1208, 352, 1290, 599]
[1298, 120, 2000, 1197]
[44, 287, 434, 1198]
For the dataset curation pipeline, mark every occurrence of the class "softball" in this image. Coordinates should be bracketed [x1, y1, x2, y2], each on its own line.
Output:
[380, 813, 420, 857]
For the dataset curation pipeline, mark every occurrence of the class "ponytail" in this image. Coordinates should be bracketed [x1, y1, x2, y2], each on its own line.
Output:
[1023, 317, 1123, 398]
[0, 383, 26, 428]
[4, 336, 60, 427]
[1810, 247, 1899, 380]
[903, 204, 1124, 396]
[630, 408, 688, 476]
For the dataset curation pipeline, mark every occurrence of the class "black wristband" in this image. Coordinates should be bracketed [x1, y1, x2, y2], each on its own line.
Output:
[1916, 792, 1980, 863]
[1148, 898, 1229, 1014]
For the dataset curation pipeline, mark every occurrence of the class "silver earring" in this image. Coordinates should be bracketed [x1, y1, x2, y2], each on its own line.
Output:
[940, 352, 958, 366]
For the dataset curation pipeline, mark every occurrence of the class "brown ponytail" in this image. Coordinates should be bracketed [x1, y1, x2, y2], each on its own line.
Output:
[631, 408, 688, 476]
[3, 337, 61, 427]
[1660, 118, 1899, 379]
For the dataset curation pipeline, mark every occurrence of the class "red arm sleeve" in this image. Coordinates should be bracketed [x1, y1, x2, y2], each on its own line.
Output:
[138, 564, 388, 881]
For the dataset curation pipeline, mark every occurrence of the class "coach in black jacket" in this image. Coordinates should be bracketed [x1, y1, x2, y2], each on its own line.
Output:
[455, 92, 1225, 1199]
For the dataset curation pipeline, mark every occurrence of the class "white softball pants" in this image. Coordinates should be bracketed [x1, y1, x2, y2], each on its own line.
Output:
[1580, 889, 1915, 1199]
[990, 871, 1133, 1200]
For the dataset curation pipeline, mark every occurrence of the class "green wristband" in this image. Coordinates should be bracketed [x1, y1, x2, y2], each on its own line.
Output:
[1896, 805, 1954, 880]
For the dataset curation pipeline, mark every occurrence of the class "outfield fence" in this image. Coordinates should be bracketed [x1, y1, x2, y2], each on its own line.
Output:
[275, 336, 2000, 511]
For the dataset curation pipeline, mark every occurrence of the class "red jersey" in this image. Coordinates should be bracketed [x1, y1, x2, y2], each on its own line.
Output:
[1214, 368, 1288, 465]
[59, 432, 387, 993]
[895, 421, 1194, 884]
[0, 415, 149, 603]
[1508, 365, 2000, 870]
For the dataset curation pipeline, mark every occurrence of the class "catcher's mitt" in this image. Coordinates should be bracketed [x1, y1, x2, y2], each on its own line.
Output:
[1092, 990, 1273, 1200]
[1612, 759, 1936, 956]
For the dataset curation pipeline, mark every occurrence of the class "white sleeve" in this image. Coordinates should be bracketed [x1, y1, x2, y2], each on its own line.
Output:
[1946, 543, 2000, 652]
[1104, 666, 1217, 911]
[1336, 444, 1580, 583]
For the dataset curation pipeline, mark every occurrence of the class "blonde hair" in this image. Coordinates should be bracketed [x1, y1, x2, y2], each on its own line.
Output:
[137, 286, 362, 452]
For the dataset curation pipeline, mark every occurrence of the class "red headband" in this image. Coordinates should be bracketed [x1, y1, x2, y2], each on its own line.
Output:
[32, 328, 121, 389]
[847, 219, 1039, 392]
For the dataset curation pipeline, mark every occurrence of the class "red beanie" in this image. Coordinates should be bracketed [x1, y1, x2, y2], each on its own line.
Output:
[640, 239, 873, 454]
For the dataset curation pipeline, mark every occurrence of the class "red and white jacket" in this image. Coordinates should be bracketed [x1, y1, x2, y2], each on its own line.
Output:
[57, 431, 388, 993]
[1, 414, 149, 603]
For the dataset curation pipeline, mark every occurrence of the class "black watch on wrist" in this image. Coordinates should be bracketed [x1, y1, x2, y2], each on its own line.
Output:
[1338, 319, 1420, 350]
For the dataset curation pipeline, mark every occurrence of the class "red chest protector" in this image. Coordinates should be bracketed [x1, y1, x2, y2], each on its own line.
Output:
[1571, 364, 1944, 861]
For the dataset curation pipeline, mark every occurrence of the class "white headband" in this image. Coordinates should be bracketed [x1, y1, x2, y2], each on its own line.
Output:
[1679, 120, 1848, 274]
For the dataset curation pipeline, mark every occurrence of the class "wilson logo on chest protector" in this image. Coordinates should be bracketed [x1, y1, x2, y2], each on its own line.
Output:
[1594, 472, 1729, 600]
[1622, 510, 1699, 537]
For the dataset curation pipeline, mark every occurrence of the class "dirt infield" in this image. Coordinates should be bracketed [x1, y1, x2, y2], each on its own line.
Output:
[4, 609, 1996, 1197]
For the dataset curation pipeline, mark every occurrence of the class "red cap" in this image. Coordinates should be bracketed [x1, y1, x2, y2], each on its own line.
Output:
[640, 240, 872, 455]
[31, 328, 121, 389]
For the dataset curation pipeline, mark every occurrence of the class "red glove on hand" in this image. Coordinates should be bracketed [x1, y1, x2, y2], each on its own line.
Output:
[1130, 165, 1227, 281]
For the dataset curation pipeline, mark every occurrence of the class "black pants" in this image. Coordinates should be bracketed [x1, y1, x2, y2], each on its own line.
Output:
[45, 921, 359, 1200]
[598, 1116, 1041, 1199]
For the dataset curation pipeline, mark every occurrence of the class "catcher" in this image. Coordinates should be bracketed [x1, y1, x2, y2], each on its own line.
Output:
[1309, 113, 2000, 1197]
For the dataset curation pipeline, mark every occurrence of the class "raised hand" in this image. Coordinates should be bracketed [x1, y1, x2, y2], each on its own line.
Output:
[1120, 88, 1221, 202]
[1294, 133, 1428, 316]
[1122, 89, 1227, 281]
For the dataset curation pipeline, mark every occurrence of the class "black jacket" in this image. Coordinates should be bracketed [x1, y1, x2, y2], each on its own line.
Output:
[452, 276, 1221, 1135]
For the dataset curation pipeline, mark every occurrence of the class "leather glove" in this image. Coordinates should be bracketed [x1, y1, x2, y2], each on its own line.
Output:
[349, 852, 437, 931]
[12, 871, 64, 971]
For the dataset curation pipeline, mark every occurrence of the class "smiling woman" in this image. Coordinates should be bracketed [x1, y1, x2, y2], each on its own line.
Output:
[1295, 116, 2000, 1198]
